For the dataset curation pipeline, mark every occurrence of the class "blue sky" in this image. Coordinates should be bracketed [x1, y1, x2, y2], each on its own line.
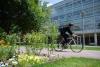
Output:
[42, 0, 63, 6]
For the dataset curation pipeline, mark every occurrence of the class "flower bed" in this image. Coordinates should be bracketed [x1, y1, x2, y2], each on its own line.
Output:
[0, 45, 48, 67]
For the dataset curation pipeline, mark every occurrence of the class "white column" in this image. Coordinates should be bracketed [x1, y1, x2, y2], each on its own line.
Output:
[94, 33, 97, 46]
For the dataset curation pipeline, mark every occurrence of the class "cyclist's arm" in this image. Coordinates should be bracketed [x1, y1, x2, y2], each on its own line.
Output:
[67, 28, 73, 35]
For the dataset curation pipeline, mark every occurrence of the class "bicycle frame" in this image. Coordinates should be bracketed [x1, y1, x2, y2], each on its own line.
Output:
[56, 35, 83, 52]
[67, 35, 82, 46]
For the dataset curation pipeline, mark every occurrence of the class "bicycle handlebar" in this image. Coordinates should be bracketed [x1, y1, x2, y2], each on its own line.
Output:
[68, 34, 81, 40]
[73, 34, 81, 38]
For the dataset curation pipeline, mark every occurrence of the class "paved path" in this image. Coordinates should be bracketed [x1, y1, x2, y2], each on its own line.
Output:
[40, 49, 100, 59]
[18, 46, 100, 59]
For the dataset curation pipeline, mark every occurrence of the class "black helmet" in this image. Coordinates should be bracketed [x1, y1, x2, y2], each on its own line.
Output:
[68, 23, 73, 26]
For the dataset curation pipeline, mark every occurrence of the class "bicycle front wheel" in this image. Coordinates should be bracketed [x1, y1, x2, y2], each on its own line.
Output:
[70, 39, 84, 53]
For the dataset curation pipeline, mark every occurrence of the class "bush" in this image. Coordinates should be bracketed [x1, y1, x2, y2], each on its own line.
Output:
[0, 33, 19, 46]
[5, 33, 19, 45]
[0, 45, 16, 60]
[25, 32, 47, 47]
[18, 54, 48, 67]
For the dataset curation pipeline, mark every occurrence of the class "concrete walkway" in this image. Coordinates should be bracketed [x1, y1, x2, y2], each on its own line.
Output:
[40, 49, 100, 59]
[18, 46, 100, 59]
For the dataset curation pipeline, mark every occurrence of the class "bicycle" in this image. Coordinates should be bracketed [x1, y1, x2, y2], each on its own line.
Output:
[55, 35, 84, 53]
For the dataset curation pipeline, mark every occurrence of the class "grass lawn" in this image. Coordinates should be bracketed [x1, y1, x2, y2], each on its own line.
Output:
[34, 57, 100, 67]
[84, 46, 100, 51]
[64, 45, 100, 51]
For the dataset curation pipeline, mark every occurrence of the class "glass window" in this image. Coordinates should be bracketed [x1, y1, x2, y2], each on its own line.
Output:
[57, 7, 64, 14]
[59, 15, 64, 19]
[94, 0, 100, 2]
[96, 23, 100, 29]
[66, 13, 72, 20]
[73, 19, 83, 30]
[52, 16, 58, 20]
[73, 1, 81, 8]
[73, 10, 81, 19]
[95, 16, 100, 23]
[84, 17, 94, 24]
[94, 5, 100, 16]
[83, 3, 93, 9]
[94, 1, 100, 6]
[82, 0, 93, 5]
[82, 7, 93, 17]
[84, 23, 95, 30]
[65, 2, 72, 7]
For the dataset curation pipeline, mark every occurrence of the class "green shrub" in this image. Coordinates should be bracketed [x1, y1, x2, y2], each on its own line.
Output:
[25, 32, 47, 47]
[0, 45, 16, 60]
[5, 34, 18, 45]
[24, 32, 48, 55]
[18, 54, 48, 67]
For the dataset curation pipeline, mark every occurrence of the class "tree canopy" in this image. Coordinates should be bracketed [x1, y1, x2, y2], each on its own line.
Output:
[0, 0, 50, 33]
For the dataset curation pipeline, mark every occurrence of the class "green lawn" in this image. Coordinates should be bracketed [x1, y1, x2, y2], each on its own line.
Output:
[66, 45, 100, 51]
[33, 57, 100, 67]
[84, 46, 100, 51]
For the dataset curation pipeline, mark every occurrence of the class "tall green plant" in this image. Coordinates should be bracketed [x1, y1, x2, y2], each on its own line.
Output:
[41, 22, 59, 51]
[24, 32, 47, 55]
[0, 45, 16, 60]
[5, 33, 18, 45]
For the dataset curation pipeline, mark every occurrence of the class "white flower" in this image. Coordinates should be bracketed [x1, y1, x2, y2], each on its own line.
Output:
[12, 61, 18, 65]
[0, 61, 3, 64]
[0, 64, 5, 67]
[9, 58, 14, 62]
[5, 63, 8, 66]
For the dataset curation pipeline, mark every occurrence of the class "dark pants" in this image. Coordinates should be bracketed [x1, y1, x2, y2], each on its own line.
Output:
[61, 34, 69, 46]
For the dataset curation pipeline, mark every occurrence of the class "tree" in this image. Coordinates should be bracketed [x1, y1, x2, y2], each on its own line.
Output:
[0, 0, 50, 33]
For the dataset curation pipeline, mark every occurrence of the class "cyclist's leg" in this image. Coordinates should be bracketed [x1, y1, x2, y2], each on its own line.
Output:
[63, 34, 69, 43]
[63, 34, 69, 48]
[57, 35, 63, 48]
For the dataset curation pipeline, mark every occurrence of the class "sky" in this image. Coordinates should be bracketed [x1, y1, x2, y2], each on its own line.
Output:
[42, 0, 63, 6]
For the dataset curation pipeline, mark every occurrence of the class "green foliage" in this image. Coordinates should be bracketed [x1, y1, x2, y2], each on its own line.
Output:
[24, 32, 49, 55]
[42, 22, 59, 44]
[25, 32, 47, 48]
[18, 54, 48, 67]
[0, 45, 16, 60]
[0, 27, 4, 33]
[0, 33, 19, 45]
[40, 22, 59, 50]
[0, 0, 50, 33]
[0, 32, 7, 40]
[33, 57, 100, 67]
[5, 33, 18, 45]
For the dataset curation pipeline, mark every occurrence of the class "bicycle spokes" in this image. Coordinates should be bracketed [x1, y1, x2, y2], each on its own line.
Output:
[70, 36, 84, 53]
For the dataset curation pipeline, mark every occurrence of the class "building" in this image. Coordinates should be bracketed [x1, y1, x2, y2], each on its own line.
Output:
[51, 0, 100, 45]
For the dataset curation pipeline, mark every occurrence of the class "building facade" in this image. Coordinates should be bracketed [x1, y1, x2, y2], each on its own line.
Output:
[51, 0, 100, 45]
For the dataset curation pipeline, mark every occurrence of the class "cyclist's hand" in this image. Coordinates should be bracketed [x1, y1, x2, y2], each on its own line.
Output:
[72, 34, 76, 37]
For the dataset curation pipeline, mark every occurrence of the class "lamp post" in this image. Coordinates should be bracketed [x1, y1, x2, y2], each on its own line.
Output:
[80, 11, 85, 45]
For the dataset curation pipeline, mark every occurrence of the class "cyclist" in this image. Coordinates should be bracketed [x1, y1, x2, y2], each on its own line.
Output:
[58, 23, 75, 48]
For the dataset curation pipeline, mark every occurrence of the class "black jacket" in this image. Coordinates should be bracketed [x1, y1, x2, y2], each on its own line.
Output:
[59, 26, 73, 35]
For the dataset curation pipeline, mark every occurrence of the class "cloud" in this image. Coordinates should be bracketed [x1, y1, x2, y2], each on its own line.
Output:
[47, 3, 53, 6]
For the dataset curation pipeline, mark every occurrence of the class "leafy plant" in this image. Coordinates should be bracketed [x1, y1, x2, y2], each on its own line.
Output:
[24, 32, 47, 55]
[42, 22, 59, 50]
[5, 34, 18, 45]
[0, 45, 16, 60]
[18, 54, 48, 67]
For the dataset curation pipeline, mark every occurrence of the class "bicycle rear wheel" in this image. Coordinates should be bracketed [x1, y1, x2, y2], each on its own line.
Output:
[55, 42, 64, 51]
[70, 38, 84, 53]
